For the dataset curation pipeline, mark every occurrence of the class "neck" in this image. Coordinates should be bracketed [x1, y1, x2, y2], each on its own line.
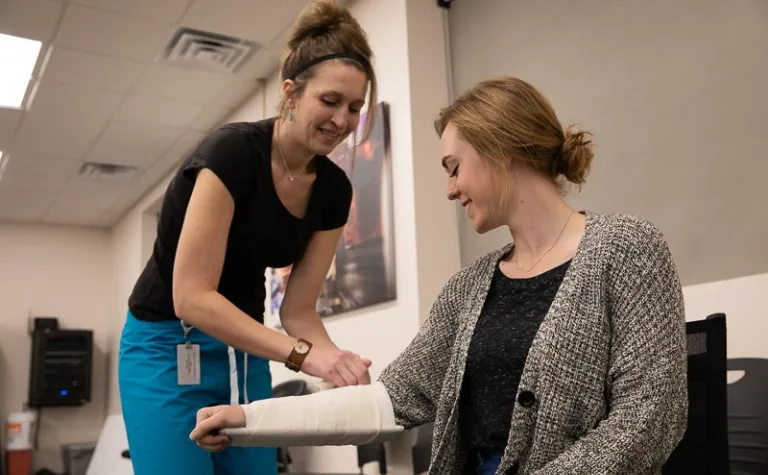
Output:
[505, 178, 575, 258]
[273, 118, 315, 175]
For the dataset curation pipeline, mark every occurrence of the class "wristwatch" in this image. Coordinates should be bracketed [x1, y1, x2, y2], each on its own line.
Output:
[285, 338, 313, 372]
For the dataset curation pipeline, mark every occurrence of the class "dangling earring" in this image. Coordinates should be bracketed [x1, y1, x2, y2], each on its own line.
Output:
[288, 110, 294, 121]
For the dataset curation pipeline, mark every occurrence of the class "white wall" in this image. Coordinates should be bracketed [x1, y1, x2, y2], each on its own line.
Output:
[0, 223, 113, 472]
[684, 272, 768, 362]
[446, 0, 768, 286]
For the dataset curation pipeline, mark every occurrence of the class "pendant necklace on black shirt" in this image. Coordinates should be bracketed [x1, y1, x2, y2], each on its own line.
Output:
[275, 122, 295, 182]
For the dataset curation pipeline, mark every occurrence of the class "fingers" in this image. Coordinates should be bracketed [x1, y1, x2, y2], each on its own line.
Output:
[335, 363, 358, 387]
[195, 433, 232, 453]
[344, 352, 371, 385]
[331, 352, 371, 387]
[191, 410, 224, 441]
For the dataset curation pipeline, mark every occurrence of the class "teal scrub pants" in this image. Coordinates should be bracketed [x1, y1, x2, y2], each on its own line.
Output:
[118, 311, 276, 475]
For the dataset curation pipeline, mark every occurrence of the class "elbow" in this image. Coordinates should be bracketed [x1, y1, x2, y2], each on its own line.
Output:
[173, 284, 210, 325]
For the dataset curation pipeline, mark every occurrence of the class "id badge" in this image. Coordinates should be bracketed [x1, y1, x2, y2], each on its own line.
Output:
[177, 343, 201, 385]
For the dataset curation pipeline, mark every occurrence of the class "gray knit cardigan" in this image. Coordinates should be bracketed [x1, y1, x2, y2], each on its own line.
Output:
[378, 211, 688, 475]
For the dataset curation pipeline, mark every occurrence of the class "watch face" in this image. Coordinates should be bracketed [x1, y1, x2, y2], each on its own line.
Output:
[295, 341, 310, 354]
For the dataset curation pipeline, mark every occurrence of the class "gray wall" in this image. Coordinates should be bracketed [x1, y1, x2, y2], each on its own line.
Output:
[447, 0, 768, 286]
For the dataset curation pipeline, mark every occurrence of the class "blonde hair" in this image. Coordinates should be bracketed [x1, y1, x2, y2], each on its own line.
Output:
[435, 76, 594, 192]
[279, 0, 378, 140]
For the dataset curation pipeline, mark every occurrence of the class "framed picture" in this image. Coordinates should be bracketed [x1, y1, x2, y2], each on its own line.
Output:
[266, 102, 397, 326]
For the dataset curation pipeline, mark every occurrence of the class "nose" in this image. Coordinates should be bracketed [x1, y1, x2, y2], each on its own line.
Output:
[446, 179, 459, 201]
[330, 109, 349, 130]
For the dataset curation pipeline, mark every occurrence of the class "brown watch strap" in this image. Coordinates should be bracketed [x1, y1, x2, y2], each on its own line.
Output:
[285, 338, 313, 372]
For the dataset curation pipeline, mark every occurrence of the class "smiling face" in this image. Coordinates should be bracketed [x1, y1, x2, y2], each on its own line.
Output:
[441, 122, 511, 234]
[285, 60, 368, 156]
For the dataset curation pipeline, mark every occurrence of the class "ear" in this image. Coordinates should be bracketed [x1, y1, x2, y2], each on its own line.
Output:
[282, 79, 297, 110]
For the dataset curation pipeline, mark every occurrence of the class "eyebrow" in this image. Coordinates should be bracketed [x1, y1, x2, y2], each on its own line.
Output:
[441, 154, 454, 170]
[321, 90, 366, 106]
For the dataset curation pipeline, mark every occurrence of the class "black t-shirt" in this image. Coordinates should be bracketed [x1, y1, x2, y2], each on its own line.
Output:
[128, 118, 353, 322]
[459, 259, 570, 451]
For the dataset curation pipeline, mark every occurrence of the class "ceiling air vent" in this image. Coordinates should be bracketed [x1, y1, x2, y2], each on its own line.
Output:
[78, 162, 138, 182]
[160, 27, 260, 74]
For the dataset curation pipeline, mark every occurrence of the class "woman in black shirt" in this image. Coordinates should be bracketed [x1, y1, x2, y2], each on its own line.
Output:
[117, 2, 379, 474]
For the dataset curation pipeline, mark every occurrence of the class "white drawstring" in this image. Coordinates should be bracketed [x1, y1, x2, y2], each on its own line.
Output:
[244, 352, 249, 404]
[228, 346, 239, 405]
[181, 322, 247, 404]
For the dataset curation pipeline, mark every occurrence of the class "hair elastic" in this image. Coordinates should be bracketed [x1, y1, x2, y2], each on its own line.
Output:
[287, 52, 370, 80]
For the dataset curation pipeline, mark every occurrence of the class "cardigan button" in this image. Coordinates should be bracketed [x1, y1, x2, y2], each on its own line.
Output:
[506, 461, 520, 474]
[517, 390, 536, 408]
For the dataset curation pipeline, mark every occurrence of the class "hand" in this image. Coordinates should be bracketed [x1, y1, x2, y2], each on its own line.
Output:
[301, 345, 373, 388]
[189, 405, 246, 452]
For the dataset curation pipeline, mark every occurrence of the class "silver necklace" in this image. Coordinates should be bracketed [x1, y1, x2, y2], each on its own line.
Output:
[513, 210, 575, 272]
[274, 123, 294, 182]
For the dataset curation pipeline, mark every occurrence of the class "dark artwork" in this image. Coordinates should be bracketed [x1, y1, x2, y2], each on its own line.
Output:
[268, 102, 397, 322]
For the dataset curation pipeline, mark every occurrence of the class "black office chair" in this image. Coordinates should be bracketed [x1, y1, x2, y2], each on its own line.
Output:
[726, 357, 768, 474]
[663, 313, 731, 474]
[272, 380, 310, 473]
[357, 442, 387, 474]
[412, 422, 434, 475]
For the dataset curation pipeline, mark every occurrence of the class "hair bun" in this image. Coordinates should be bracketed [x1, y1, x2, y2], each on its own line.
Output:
[288, 0, 355, 51]
[560, 125, 595, 185]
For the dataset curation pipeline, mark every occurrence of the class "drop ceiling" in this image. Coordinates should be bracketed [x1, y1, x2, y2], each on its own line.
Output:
[0, 0, 310, 228]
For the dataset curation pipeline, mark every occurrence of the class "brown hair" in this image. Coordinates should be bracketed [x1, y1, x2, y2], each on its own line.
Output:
[434, 76, 594, 191]
[279, 0, 378, 140]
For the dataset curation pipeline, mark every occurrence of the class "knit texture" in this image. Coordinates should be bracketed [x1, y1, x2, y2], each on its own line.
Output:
[378, 211, 688, 475]
[460, 260, 569, 451]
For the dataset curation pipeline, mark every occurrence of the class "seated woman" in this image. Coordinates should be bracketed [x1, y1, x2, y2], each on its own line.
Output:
[189, 76, 688, 475]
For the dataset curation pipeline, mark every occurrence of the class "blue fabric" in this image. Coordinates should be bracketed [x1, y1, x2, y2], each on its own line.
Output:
[118, 311, 276, 475]
[474, 450, 503, 475]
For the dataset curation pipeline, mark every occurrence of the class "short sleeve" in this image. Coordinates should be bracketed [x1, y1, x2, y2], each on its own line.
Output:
[319, 165, 353, 231]
[182, 126, 254, 203]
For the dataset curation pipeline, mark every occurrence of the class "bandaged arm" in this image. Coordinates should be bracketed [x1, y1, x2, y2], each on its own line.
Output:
[222, 381, 403, 447]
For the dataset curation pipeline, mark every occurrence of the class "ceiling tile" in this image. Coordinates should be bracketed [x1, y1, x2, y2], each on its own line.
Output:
[189, 104, 234, 133]
[0, 109, 24, 148]
[115, 95, 204, 129]
[29, 80, 124, 118]
[3, 152, 82, 179]
[131, 64, 233, 106]
[138, 130, 205, 187]
[0, 169, 70, 201]
[49, 178, 131, 212]
[0, 195, 51, 223]
[86, 119, 182, 168]
[71, 0, 194, 24]
[42, 206, 103, 227]
[55, 5, 174, 62]
[12, 111, 107, 159]
[179, 0, 306, 44]
[93, 184, 148, 227]
[216, 77, 260, 109]
[0, 0, 64, 43]
[42, 47, 145, 93]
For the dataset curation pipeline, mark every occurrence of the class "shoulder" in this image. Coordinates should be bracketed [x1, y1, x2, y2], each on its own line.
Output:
[317, 155, 352, 188]
[317, 155, 353, 203]
[586, 212, 677, 282]
[204, 119, 275, 149]
[589, 211, 669, 256]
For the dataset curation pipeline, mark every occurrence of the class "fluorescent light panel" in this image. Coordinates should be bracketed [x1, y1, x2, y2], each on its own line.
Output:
[0, 33, 43, 109]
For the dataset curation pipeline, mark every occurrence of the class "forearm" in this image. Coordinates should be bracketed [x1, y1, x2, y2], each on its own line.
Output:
[280, 309, 335, 348]
[223, 382, 402, 447]
[177, 290, 296, 363]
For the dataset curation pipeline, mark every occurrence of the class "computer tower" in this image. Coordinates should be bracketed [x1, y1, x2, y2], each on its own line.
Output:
[27, 328, 93, 408]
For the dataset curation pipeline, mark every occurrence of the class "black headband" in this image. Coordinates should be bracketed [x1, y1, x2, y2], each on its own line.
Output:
[287, 52, 370, 80]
